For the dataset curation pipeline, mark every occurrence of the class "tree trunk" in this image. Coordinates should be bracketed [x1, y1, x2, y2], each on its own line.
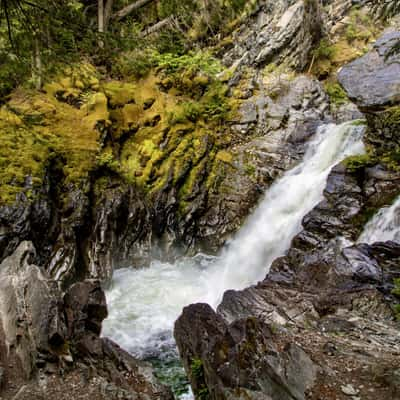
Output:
[104, 0, 114, 31]
[32, 37, 42, 90]
[98, 0, 105, 47]
[113, 0, 155, 21]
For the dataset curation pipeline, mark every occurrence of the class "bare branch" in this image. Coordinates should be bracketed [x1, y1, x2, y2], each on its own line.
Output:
[140, 16, 174, 37]
[113, 0, 155, 21]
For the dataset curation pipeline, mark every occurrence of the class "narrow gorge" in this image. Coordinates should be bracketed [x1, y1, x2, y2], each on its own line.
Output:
[0, 1, 399, 400]
[103, 120, 365, 397]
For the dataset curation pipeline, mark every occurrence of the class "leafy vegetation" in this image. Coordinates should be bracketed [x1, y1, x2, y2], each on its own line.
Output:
[0, 0, 251, 101]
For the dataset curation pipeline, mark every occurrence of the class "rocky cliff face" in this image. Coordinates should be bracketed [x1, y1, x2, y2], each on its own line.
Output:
[174, 27, 400, 400]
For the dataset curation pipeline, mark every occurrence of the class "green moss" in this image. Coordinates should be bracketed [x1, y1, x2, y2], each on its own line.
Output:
[96, 147, 119, 172]
[382, 105, 400, 126]
[350, 119, 367, 126]
[103, 81, 137, 108]
[0, 63, 113, 205]
[216, 150, 233, 164]
[82, 92, 110, 128]
[169, 102, 202, 124]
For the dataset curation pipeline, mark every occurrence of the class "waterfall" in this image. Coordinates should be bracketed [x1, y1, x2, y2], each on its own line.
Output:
[358, 195, 400, 244]
[102, 121, 365, 397]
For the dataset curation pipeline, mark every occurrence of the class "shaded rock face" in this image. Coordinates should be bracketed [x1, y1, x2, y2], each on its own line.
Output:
[0, 241, 173, 400]
[0, 241, 67, 378]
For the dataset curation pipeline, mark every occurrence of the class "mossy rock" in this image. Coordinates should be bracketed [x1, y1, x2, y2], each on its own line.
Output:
[103, 81, 137, 108]
[0, 82, 107, 204]
[0, 58, 238, 212]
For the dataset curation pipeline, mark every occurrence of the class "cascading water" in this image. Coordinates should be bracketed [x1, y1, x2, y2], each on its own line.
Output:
[358, 195, 400, 244]
[102, 121, 365, 398]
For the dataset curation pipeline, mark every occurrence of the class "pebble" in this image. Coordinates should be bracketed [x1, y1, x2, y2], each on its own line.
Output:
[341, 384, 359, 396]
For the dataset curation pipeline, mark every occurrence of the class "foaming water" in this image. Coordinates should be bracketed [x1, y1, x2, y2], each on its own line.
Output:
[103, 122, 365, 396]
[358, 195, 400, 244]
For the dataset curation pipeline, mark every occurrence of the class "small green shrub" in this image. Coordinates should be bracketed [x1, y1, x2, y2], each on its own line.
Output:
[168, 102, 202, 124]
[344, 154, 375, 172]
[324, 81, 348, 106]
[190, 358, 204, 380]
[153, 51, 222, 77]
[345, 24, 358, 42]
[313, 38, 336, 60]
[111, 49, 155, 79]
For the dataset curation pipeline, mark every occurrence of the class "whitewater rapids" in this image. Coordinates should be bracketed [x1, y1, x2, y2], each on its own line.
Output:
[358, 195, 400, 244]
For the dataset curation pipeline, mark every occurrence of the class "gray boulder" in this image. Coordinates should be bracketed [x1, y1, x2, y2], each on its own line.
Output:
[338, 30, 400, 110]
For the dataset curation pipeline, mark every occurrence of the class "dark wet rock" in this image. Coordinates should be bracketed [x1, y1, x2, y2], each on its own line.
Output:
[85, 183, 151, 282]
[64, 280, 108, 338]
[175, 303, 318, 400]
